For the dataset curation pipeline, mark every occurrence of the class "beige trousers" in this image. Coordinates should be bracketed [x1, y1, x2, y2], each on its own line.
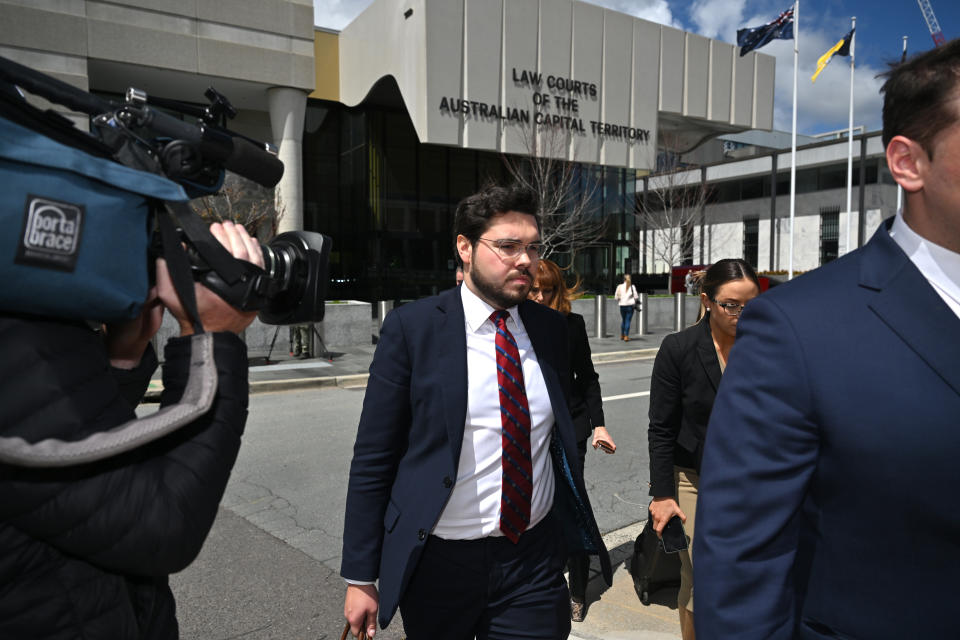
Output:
[675, 466, 699, 613]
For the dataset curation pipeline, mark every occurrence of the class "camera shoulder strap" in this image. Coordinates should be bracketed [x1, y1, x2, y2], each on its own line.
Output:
[0, 332, 218, 467]
[157, 203, 204, 335]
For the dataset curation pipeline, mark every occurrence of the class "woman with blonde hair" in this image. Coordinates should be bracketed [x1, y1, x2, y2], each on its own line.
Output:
[530, 259, 615, 622]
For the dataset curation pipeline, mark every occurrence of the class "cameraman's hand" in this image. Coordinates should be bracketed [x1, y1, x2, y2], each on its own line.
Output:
[156, 221, 265, 337]
[104, 287, 164, 369]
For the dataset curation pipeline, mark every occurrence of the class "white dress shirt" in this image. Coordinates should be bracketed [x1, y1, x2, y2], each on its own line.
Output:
[431, 283, 557, 539]
[889, 211, 960, 320]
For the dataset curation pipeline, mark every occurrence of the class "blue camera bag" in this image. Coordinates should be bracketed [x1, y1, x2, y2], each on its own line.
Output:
[0, 114, 188, 322]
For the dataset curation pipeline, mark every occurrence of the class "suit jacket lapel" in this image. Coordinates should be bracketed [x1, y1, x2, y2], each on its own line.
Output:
[863, 222, 960, 397]
[695, 319, 723, 392]
[437, 288, 469, 468]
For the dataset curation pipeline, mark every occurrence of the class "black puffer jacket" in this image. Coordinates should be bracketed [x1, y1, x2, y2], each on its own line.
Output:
[0, 314, 250, 639]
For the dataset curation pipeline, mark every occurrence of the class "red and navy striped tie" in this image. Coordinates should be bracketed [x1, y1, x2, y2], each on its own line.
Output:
[491, 310, 532, 543]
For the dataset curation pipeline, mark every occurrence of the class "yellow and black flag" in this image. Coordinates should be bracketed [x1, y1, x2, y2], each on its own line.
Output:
[811, 29, 855, 82]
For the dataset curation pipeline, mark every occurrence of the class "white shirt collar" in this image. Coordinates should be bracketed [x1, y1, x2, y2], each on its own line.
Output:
[889, 210, 960, 306]
[460, 281, 524, 335]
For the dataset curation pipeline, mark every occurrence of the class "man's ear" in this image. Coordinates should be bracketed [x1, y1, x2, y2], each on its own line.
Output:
[456, 235, 473, 270]
[886, 135, 926, 193]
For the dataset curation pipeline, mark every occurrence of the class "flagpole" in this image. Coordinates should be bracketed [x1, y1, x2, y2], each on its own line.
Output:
[896, 35, 907, 213]
[844, 17, 856, 254]
[789, 0, 798, 279]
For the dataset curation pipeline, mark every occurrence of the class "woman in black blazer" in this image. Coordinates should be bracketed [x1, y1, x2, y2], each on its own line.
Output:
[648, 259, 760, 640]
[530, 259, 615, 623]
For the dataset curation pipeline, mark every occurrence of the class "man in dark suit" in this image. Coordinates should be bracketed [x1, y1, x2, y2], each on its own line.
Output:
[341, 184, 611, 639]
[694, 41, 960, 638]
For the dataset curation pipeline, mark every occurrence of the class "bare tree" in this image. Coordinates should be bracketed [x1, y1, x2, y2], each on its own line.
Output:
[501, 125, 606, 262]
[192, 172, 285, 241]
[636, 135, 709, 272]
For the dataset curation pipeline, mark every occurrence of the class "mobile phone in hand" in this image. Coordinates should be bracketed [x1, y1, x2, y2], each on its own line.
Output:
[660, 515, 688, 554]
[595, 439, 615, 454]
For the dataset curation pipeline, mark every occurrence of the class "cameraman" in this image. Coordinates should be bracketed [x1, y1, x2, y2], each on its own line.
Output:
[0, 220, 262, 639]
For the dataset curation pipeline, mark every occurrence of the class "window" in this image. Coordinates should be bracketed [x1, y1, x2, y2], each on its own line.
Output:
[714, 180, 739, 203]
[743, 218, 759, 268]
[740, 177, 763, 200]
[818, 165, 846, 190]
[796, 168, 818, 194]
[820, 207, 840, 265]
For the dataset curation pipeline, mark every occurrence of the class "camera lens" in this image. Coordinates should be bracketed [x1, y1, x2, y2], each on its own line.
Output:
[256, 231, 331, 325]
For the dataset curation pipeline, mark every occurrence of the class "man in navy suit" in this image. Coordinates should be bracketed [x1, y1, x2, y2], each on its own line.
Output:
[341, 184, 611, 639]
[694, 41, 960, 638]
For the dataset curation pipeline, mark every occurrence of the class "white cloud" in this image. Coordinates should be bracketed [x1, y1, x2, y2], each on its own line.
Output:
[313, 0, 373, 30]
[688, 0, 747, 41]
[762, 30, 884, 135]
[584, 0, 680, 28]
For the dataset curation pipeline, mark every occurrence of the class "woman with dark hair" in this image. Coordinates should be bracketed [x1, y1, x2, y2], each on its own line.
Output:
[529, 259, 615, 623]
[647, 258, 760, 640]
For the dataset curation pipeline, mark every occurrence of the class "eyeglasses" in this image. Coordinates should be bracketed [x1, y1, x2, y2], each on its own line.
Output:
[477, 237, 545, 260]
[712, 299, 747, 317]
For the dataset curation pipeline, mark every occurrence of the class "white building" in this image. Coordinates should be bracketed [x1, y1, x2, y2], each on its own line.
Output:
[638, 130, 895, 278]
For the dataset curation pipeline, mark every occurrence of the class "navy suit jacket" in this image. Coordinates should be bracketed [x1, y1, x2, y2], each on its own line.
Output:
[694, 220, 960, 639]
[341, 287, 612, 629]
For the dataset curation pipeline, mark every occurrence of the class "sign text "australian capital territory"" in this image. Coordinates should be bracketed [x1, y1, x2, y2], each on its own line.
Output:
[437, 67, 650, 142]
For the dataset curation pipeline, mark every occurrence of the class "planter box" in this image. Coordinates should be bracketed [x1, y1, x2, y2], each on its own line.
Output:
[152, 300, 373, 357]
[571, 295, 700, 337]
[314, 300, 372, 347]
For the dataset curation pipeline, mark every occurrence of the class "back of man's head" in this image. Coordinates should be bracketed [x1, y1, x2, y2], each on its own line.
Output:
[882, 38, 960, 156]
[452, 183, 540, 248]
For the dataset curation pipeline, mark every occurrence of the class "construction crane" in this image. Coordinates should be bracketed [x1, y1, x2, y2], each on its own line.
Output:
[917, 0, 946, 47]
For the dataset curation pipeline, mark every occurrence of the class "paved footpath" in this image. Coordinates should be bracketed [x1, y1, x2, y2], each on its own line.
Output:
[164, 328, 682, 639]
[146, 328, 671, 399]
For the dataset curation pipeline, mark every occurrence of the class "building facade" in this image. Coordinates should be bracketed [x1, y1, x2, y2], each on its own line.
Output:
[3, 0, 788, 301]
[0, 0, 315, 233]
[308, 0, 777, 301]
[638, 131, 895, 278]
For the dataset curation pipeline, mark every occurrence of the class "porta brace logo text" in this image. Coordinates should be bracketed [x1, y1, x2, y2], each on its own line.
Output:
[24, 197, 82, 255]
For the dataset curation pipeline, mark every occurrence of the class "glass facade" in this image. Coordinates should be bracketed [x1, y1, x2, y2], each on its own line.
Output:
[302, 99, 639, 302]
[708, 160, 880, 204]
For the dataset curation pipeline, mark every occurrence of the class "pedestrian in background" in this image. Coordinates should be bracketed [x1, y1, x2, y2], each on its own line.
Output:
[529, 258, 616, 623]
[614, 274, 639, 341]
[289, 324, 311, 358]
[647, 259, 760, 640]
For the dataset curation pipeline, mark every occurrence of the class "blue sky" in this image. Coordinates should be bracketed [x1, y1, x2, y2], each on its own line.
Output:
[313, 0, 960, 136]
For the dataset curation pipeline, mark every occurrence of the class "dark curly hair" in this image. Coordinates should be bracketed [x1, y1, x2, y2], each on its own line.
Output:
[452, 183, 540, 251]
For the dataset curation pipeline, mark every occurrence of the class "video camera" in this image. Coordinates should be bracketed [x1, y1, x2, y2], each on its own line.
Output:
[0, 55, 330, 326]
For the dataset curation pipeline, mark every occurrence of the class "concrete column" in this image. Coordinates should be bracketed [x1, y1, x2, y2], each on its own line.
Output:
[674, 292, 686, 332]
[637, 292, 648, 336]
[378, 300, 394, 329]
[594, 295, 606, 338]
[267, 87, 307, 234]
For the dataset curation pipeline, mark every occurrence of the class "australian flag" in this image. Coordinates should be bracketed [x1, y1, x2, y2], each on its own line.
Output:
[737, 7, 794, 57]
